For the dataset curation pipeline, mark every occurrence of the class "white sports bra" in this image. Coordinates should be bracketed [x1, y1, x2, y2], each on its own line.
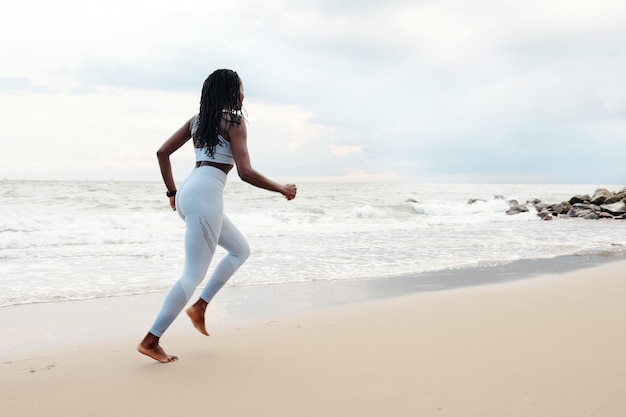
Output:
[190, 115, 235, 165]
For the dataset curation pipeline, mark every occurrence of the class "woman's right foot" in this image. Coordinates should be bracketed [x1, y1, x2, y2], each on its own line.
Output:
[137, 334, 178, 363]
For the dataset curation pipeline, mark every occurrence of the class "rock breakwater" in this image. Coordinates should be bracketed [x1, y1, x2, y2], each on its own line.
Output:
[504, 187, 626, 220]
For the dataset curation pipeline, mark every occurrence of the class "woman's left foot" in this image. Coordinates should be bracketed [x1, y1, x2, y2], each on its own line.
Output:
[186, 304, 209, 336]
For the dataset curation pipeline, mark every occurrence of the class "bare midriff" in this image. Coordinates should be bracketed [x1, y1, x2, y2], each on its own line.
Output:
[195, 161, 233, 174]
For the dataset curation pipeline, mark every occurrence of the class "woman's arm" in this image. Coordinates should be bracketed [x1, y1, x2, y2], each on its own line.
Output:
[228, 121, 297, 200]
[156, 116, 195, 210]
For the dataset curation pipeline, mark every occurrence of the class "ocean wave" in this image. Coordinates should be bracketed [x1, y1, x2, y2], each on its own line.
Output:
[2, 180, 625, 307]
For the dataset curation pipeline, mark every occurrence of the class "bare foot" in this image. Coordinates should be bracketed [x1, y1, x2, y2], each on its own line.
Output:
[186, 300, 209, 336]
[137, 333, 178, 363]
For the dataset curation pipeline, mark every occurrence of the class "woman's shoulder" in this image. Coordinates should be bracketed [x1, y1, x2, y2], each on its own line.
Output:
[189, 114, 200, 135]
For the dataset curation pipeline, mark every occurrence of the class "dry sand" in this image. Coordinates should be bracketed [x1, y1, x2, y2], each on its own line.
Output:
[2, 260, 626, 417]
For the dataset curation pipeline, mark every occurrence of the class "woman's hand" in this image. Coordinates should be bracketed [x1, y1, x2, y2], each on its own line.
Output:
[282, 184, 297, 201]
[169, 196, 176, 211]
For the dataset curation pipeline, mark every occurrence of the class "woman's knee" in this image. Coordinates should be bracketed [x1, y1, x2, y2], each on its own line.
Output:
[237, 241, 251, 263]
[179, 272, 204, 293]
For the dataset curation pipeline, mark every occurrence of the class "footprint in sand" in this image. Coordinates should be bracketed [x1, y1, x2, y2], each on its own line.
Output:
[28, 363, 58, 373]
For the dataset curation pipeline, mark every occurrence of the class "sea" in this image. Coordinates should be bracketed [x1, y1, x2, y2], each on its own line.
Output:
[1, 180, 625, 308]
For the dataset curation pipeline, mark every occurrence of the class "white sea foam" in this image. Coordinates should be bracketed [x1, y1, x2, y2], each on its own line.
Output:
[0, 180, 625, 307]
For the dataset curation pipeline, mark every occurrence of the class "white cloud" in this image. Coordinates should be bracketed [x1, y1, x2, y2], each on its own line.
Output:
[0, 87, 197, 180]
[329, 144, 363, 157]
[1, 0, 625, 184]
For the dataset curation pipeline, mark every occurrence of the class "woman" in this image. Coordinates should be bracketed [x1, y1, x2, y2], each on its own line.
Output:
[138, 69, 297, 363]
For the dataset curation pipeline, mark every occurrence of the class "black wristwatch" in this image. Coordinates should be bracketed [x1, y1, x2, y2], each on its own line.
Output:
[166, 190, 177, 197]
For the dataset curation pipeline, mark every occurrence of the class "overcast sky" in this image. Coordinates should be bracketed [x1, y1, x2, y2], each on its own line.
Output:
[1, 0, 624, 184]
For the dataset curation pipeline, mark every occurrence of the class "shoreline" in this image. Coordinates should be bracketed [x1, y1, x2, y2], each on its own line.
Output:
[2, 252, 625, 361]
[2, 258, 625, 416]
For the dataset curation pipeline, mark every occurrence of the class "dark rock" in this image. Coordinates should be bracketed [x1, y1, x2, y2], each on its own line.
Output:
[569, 194, 590, 205]
[605, 192, 626, 204]
[552, 202, 571, 215]
[538, 210, 553, 220]
[405, 198, 418, 203]
[568, 203, 593, 218]
[590, 188, 613, 205]
[467, 198, 485, 205]
[506, 200, 529, 215]
[533, 202, 552, 211]
[506, 206, 529, 215]
[585, 212, 599, 220]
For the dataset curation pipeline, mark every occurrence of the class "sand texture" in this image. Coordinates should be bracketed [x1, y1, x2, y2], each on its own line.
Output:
[2, 260, 626, 417]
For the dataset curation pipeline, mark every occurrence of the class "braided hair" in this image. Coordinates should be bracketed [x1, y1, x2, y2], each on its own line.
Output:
[193, 69, 244, 156]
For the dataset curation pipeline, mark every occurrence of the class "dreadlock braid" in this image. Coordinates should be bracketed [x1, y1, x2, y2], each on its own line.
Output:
[193, 69, 244, 157]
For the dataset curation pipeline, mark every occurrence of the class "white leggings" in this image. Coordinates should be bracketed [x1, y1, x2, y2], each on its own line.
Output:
[149, 166, 250, 337]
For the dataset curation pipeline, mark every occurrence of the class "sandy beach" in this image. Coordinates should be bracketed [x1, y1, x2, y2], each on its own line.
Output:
[2, 259, 626, 417]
